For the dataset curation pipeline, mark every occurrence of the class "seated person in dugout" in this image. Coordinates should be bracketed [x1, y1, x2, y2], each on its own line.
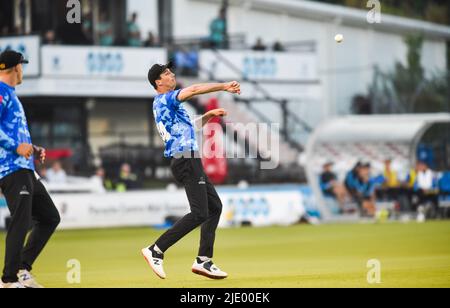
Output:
[320, 162, 349, 210]
[346, 162, 376, 217]
[411, 161, 439, 217]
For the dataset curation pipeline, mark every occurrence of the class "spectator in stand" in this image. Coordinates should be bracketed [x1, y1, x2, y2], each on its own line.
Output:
[97, 12, 114, 46]
[127, 12, 142, 47]
[43, 30, 58, 45]
[37, 166, 48, 182]
[319, 162, 348, 208]
[82, 12, 94, 44]
[273, 41, 285, 52]
[143, 31, 157, 47]
[46, 161, 67, 184]
[116, 163, 139, 192]
[91, 167, 113, 192]
[252, 38, 267, 51]
[209, 7, 227, 49]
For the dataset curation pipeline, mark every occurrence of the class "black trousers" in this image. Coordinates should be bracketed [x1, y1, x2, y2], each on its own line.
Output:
[0, 169, 60, 283]
[413, 189, 439, 217]
[155, 157, 223, 258]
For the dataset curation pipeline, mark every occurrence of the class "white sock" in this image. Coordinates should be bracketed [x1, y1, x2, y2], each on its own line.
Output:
[198, 256, 210, 262]
[153, 245, 163, 254]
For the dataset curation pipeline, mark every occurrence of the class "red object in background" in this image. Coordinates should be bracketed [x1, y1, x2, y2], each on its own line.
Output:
[201, 98, 228, 185]
[204, 98, 221, 124]
[203, 155, 228, 185]
[45, 149, 73, 160]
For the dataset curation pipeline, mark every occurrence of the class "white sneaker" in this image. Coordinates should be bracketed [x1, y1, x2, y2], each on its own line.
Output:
[18, 270, 44, 288]
[142, 245, 166, 279]
[0, 281, 27, 288]
[192, 258, 228, 279]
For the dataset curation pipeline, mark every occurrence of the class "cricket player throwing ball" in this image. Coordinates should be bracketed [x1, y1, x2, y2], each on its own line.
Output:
[142, 62, 241, 280]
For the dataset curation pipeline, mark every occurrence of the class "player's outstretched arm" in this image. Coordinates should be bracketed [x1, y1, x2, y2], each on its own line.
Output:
[178, 81, 241, 102]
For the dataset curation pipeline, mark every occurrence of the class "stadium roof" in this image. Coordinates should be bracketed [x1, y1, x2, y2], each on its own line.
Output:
[196, 0, 450, 40]
[307, 113, 450, 144]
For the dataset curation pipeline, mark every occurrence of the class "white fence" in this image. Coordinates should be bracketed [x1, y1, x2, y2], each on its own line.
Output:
[0, 185, 315, 230]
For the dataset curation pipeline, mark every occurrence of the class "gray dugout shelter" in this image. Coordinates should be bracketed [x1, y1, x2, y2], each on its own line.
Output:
[305, 114, 450, 221]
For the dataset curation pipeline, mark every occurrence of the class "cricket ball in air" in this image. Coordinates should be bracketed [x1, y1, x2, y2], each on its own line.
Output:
[335, 34, 344, 43]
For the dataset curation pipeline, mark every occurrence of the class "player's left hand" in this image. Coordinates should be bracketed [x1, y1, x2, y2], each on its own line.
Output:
[208, 108, 228, 117]
[33, 145, 46, 164]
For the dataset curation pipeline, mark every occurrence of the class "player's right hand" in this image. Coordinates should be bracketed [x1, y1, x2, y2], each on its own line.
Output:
[225, 81, 241, 95]
[16, 143, 34, 159]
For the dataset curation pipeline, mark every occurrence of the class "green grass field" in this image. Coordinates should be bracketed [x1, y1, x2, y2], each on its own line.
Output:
[1, 221, 449, 288]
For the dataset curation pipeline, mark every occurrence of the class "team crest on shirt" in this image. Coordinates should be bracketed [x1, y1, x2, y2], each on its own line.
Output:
[0, 95, 3, 104]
